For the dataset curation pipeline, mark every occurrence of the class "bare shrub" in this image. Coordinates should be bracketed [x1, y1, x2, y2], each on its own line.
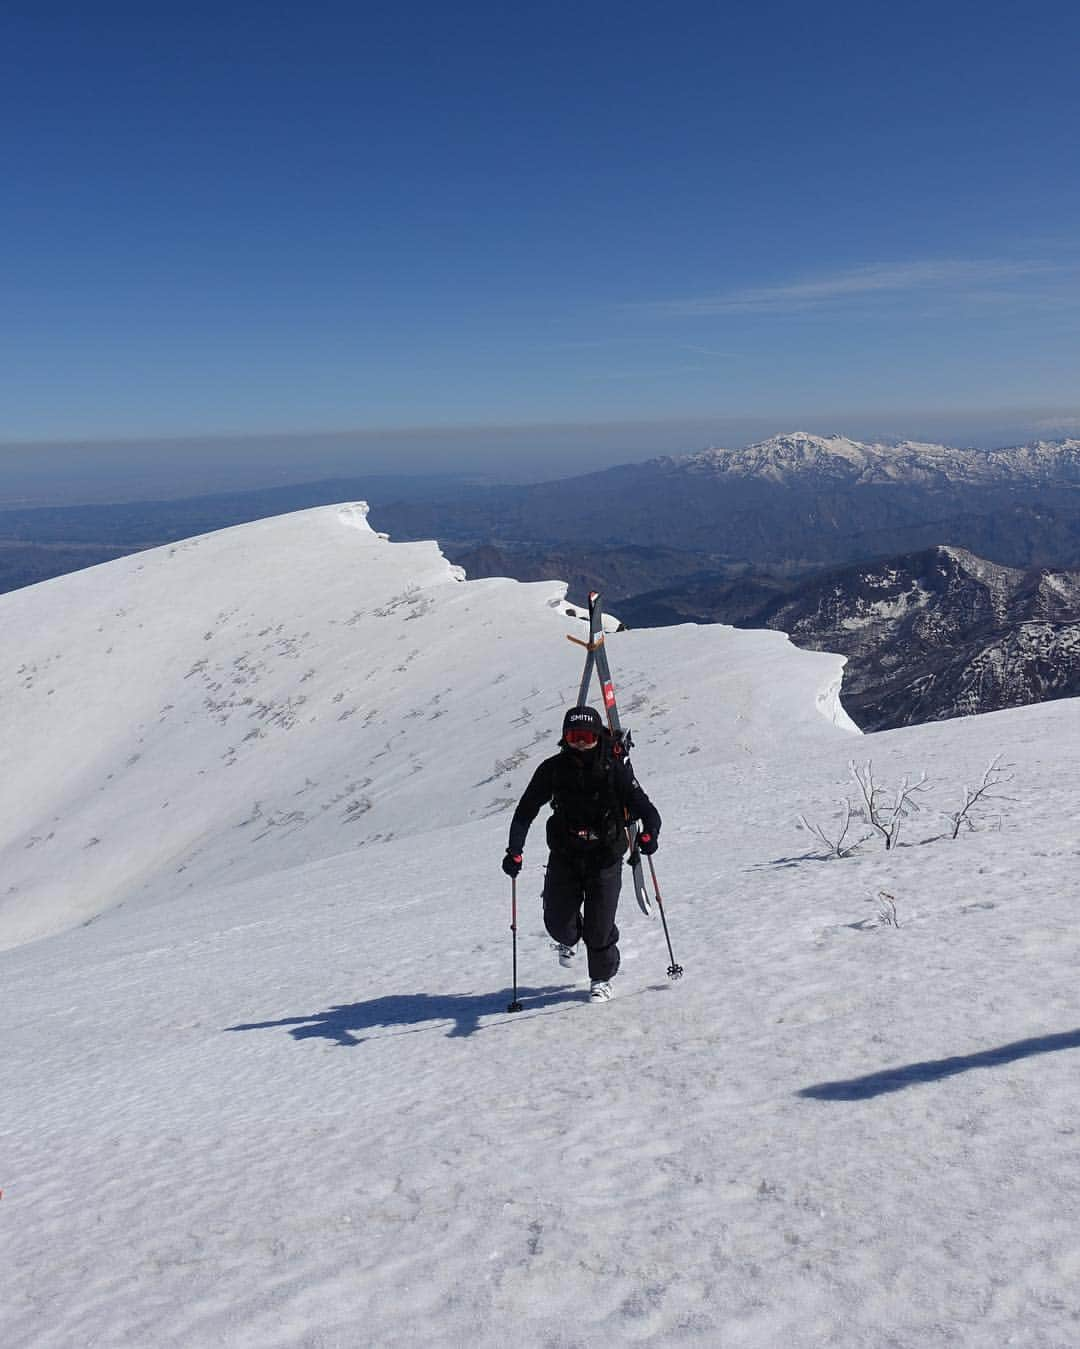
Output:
[850, 760, 929, 851]
[797, 799, 871, 859]
[946, 754, 1015, 839]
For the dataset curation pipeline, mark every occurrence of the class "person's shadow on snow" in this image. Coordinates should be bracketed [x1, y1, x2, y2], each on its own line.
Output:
[225, 986, 573, 1045]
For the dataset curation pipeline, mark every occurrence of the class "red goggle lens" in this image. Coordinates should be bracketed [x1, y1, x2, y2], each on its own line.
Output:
[566, 729, 599, 747]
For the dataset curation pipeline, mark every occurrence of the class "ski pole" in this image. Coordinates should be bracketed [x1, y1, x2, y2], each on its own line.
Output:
[507, 877, 524, 1012]
[645, 856, 683, 980]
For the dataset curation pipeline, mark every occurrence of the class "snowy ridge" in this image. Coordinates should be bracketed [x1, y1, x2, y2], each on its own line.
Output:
[0, 505, 850, 950]
[6, 506, 1080, 1348]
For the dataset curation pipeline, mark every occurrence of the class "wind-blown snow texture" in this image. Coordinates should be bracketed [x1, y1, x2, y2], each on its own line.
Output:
[4, 504, 1080, 1347]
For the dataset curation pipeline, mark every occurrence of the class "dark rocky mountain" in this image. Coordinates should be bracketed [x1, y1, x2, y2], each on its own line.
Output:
[628, 545, 1080, 733]
[749, 545, 1080, 730]
[610, 568, 803, 627]
[373, 432, 1080, 570]
[443, 541, 740, 609]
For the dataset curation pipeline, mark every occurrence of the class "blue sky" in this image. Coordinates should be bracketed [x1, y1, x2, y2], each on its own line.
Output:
[3, 0, 1079, 471]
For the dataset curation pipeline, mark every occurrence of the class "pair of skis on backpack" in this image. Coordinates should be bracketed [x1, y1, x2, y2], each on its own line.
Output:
[567, 591, 655, 919]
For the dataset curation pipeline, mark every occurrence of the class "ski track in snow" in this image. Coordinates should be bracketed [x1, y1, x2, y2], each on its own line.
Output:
[4, 503, 1080, 1347]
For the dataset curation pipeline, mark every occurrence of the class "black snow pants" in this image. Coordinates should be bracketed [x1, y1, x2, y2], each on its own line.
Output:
[542, 849, 622, 982]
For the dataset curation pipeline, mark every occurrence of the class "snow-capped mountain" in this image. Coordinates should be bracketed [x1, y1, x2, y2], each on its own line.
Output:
[676, 430, 1080, 487]
[7, 505, 1080, 1348]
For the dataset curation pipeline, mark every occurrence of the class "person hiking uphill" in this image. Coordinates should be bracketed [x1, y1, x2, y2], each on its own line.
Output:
[501, 705, 661, 1003]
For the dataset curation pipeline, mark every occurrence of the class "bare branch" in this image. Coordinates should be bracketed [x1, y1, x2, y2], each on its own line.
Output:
[798, 798, 870, 859]
[849, 761, 930, 851]
[850, 759, 889, 848]
[889, 772, 930, 849]
[946, 754, 1016, 838]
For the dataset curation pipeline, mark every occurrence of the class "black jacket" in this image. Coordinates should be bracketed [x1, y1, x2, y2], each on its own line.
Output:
[508, 745, 661, 864]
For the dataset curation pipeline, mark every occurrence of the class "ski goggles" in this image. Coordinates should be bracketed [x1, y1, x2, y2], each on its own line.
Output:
[565, 728, 600, 748]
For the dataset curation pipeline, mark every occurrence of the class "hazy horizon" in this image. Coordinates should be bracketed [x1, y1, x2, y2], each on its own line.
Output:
[2, 406, 1080, 508]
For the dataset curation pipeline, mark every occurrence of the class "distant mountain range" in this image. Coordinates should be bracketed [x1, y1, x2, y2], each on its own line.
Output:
[671, 431, 1080, 487]
[375, 431, 1080, 569]
[8, 433, 1080, 595]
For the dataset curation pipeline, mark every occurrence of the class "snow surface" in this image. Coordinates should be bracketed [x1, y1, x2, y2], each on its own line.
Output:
[5, 505, 1080, 1347]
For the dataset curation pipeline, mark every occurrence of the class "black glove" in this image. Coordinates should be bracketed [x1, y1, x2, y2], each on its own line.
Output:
[638, 832, 658, 856]
[502, 850, 523, 878]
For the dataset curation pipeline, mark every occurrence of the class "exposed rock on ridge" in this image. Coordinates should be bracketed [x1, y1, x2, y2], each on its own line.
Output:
[749, 545, 1080, 730]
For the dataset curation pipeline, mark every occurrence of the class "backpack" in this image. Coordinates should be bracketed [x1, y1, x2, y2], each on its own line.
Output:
[547, 731, 626, 857]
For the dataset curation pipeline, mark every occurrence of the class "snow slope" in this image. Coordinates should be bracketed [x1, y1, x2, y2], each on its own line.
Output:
[0, 502, 851, 951]
[5, 506, 1080, 1347]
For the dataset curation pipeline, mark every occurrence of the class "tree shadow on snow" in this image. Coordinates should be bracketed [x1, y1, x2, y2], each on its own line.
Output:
[800, 1028, 1080, 1101]
[225, 985, 574, 1046]
[750, 853, 832, 871]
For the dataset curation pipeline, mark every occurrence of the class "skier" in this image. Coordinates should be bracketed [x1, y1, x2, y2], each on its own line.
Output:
[501, 705, 661, 1002]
